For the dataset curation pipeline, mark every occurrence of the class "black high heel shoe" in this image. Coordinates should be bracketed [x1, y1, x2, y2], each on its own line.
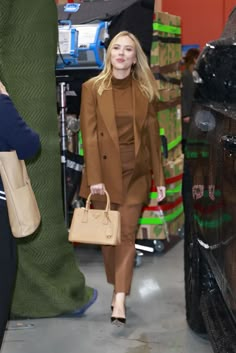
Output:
[111, 305, 126, 325]
[111, 316, 126, 325]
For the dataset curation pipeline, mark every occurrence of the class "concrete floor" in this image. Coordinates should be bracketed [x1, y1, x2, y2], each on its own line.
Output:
[1, 240, 213, 353]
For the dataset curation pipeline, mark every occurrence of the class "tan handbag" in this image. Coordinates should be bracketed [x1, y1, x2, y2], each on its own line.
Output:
[0, 151, 41, 238]
[69, 190, 120, 245]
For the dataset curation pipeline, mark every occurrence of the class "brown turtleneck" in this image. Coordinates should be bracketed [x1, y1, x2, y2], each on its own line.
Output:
[111, 75, 134, 146]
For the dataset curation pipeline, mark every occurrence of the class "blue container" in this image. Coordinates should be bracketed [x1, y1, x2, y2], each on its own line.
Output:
[74, 21, 108, 69]
[57, 20, 79, 69]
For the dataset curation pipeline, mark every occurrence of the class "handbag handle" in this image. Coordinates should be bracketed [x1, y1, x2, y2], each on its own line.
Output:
[85, 190, 111, 213]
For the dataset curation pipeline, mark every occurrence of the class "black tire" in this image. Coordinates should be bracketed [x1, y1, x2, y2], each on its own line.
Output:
[134, 253, 142, 267]
[154, 240, 165, 253]
[184, 226, 206, 334]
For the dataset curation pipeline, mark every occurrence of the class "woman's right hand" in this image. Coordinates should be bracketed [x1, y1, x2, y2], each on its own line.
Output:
[90, 183, 105, 195]
[0, 81, 9, 96]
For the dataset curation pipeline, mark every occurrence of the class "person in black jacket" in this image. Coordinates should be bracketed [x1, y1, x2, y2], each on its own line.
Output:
[181, 48, 200, 152]
[0, 81, 40, 349]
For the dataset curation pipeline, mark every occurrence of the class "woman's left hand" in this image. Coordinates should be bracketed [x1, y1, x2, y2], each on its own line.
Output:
[157, 186, 166, 202]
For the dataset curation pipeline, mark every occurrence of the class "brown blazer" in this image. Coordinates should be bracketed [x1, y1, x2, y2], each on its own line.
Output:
[79, 77, 165, 205]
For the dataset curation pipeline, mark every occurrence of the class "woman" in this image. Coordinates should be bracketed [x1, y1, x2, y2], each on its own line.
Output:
[181, 48, 200, 152]
[0, 81, 40, 348]
[79, 31, 166, 325]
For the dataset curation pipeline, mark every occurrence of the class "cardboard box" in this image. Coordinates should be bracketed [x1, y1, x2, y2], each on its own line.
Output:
[168, 144, 183, 160]
[156, 70, 181, 90]
[151, 40, 169, 67]
[168, 212, 185, 235]
[169, 71, 182, 89]
[169, 13, 181, 27]
[152, 13, 172, 68]
[169, 105, 182, 142]
[169, 43, 182, 65]
[137, 209, 167, 240]
[157, 109, 175, 146]
[159, 89, 170, 102]
[163, 155, 183, 202]
[163, 154, 184, 179]
[168, 14, 182, 66]
[175, 105, 182, 140]
[143, 156, 184, 209]
[157, 93, 182, 163]
[158, 87, 181, 104]
[156, 76, 170, 90]
[137, 199, 184, 239]
[154, 11, 170, 26]
[137, 224, 167, 240]
[169, 88, 181, 101]
[152, 12, 181, 68]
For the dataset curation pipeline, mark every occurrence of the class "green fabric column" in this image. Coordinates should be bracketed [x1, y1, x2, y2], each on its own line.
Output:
[0, 0, 94, 317]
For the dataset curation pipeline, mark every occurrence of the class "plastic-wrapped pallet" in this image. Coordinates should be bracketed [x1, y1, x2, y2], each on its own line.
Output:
[137, 11, 184, 243]
[151, 12, 182, 90]
[151, 11, 182, 162]
[137, 155, 184, 240]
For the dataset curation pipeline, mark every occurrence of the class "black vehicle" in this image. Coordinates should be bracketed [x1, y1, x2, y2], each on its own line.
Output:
[184, 7, 236, 353]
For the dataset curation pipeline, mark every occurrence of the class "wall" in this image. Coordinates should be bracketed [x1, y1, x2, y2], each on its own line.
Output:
[224, 0, 236, 22]
[163, 0, 236, 48]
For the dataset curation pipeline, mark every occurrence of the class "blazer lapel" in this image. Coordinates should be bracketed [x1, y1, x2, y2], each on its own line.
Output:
[97, 80, 148, 156]
[132, 80, 148, 156]
[97, 88, 120, 151]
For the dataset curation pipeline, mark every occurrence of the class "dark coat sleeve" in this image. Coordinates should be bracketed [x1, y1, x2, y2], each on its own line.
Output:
[181, 69, 195, 118]
[0, 94, 40, 159]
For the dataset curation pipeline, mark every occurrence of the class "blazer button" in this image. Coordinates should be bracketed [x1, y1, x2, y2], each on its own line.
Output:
[103, 155, 107, 159]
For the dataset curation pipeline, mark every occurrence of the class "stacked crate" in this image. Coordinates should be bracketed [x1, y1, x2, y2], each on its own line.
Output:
[137, 11, 184, 240]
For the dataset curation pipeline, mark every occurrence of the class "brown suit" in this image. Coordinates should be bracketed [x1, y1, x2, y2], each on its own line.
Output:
[79, 77, 164, 204]
[79, 76, 164, 294]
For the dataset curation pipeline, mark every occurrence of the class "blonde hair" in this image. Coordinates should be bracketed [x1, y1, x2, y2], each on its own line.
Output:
[93, 31, 159, 102]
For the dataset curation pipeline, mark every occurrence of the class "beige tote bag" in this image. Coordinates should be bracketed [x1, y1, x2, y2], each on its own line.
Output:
[0, 151, 41, 238]
[69, 190, 120, 245]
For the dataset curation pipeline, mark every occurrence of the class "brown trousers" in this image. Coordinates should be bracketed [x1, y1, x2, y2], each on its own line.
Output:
[93, 200, 142, 295]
